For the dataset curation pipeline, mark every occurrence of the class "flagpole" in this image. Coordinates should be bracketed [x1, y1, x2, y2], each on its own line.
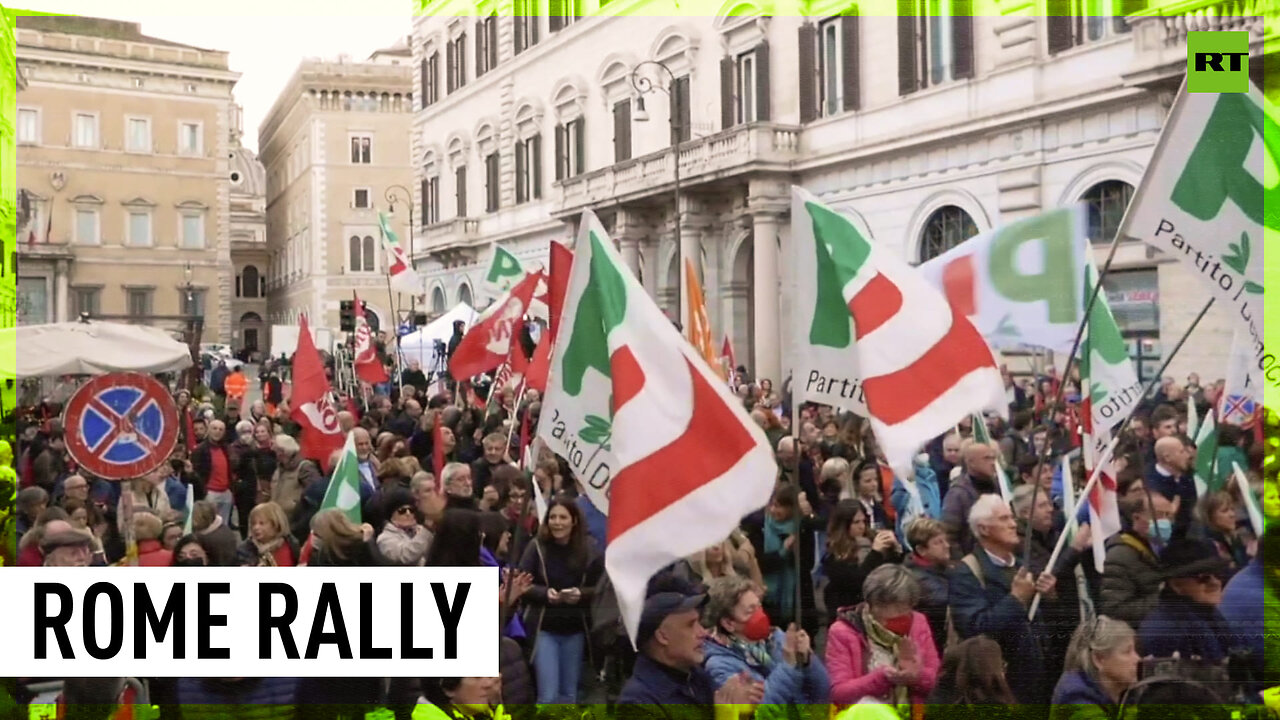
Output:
[505, 379, 527, 462]
[790, 396, 804, 633]
[500, 489, 532, 633]
[1019, 223, 1137, 566]
[1028, 297, 1215, 619]
[481, 364, 507, 425]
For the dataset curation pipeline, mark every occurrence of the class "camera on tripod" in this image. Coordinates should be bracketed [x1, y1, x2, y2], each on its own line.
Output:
[433, 338, 447, 359]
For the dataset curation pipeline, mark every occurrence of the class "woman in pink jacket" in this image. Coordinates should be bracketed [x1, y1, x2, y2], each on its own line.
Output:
[825, 563, 941, 716]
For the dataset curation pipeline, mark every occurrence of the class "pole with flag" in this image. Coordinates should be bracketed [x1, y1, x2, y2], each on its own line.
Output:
[1232, 462, 1264, 538]
[1194, 408, 1218, 496]
[971, 412, 1014, 503]
[685, 258, 725, 380]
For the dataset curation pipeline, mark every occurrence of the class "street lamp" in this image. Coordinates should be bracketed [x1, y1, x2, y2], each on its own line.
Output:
[386, 184, 416, 318]
[630, 60, 684, 326]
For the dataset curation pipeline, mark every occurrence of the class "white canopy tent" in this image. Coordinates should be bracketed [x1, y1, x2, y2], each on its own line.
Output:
[397, 302, 477, 369]
[0, 321, 195, 378]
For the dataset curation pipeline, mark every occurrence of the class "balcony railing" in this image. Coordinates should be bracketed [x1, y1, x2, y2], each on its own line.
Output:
[1129, 0, 1271, 47]
[556, 122, 801, 214]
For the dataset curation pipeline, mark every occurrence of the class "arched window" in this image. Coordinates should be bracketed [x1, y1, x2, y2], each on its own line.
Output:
[1081, 180, 1135, 246]
[241, 266, 260, 298]
[349, 236, 376, 272]
[432, 287, 447, 314]
[919, 206, 979, 263]
[458, 283, 473, 307]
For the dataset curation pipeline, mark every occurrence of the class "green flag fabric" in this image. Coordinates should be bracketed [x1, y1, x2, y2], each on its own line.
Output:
[321, 430, 363, 524]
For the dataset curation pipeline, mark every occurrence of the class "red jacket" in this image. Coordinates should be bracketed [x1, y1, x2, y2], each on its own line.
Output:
[137, 539, 174, 567]
[825, 609, 941, 707]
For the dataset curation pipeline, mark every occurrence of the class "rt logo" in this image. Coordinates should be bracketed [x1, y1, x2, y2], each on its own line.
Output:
[1187, 31, 1250, 93]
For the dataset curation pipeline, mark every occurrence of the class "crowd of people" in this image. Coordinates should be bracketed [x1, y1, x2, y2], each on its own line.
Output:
[3, 351, 1276, 720]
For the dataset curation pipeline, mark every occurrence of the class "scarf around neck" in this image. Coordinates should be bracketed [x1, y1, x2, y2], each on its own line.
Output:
[839, 605, 912, 713]
[712, 630, 773, 674]
[252, 537, 284, 566]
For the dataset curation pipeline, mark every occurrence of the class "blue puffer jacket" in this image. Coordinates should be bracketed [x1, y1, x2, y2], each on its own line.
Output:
[1049, 670, 1117, 720]
[890, 461, 941, 548]
[702, 628, 830, 713]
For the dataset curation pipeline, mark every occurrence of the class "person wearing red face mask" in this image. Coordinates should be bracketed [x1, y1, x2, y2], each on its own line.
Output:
[701, 575, 830, 708]
[824, 564, 940, 715]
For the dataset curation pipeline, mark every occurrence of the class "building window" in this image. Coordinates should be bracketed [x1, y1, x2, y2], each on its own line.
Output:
[485, 152, 500, 212]
[800, 14, 858, 122]
[555, 118, 585, 179]
[17, 108, 39, 144]
[515, 134, 543, 204]
[127, 211, 151, 247]
[75, 208, 99, 245]
[820, 19, 843, 116]
[721, 43, 770, 128]
[72, 287, 100, 317]
[422, 52, 440, 107]
[513, 0, 540, 54]
[549, 0, 582, 32]
[240, 265, 260, 298]
[1047, 0, 1138, 53]
[1101, 269, 1161, 380]
[181, 213, 205, 249]
[353, 188, 371, 209]
[73, 113, 98, 148]
[447, 34, 467, 92]
[181, 289, 206, 317]
[1081, 180, 1135, 246]
[458, 283, 473, 307]
[351, 135, 372, 164]
[476, 15, 498, 76]
[431, 286, 447, 314]
[456, 165, 468, 217]
[612, 100, 632, 162]
[422, 175, 440, 224]
[349, 235, 376, 272]
[919, 206, 979, 263]
[897, 0, 974, 95]
[127, 289, 153, 317]
[179, 122, 202, 155]
[126, 117, 151, 152]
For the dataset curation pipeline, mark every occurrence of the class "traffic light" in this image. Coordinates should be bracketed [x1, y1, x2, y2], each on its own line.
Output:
[339, 299, 369, 332]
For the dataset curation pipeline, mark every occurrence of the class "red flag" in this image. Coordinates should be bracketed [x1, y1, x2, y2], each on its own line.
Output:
[547, 241, 573, 340]
[432, 414, 446, 493]
[525, 242, 573, 394]
[289, 315, 345, 469]
[721, 334, 737, 386]
[449, 271, 542, 380]
[353, 292, 389, 383]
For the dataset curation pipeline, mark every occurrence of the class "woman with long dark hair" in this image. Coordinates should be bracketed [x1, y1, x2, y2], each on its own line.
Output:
[424, 509, 483, 567]
[517, 498, 603, 704]
[822, 500, 901, 622]
[925, 636, 1018, 718]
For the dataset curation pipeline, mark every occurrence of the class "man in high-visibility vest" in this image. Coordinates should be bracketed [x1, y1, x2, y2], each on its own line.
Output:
[223, 366, 248, 410]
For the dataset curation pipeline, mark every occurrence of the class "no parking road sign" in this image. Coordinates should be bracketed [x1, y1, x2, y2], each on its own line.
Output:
[63, 373, 179, 480]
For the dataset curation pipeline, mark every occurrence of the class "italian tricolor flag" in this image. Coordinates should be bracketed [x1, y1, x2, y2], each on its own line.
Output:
[792, 187, 1006, 472]
[539, 210, 776, 645]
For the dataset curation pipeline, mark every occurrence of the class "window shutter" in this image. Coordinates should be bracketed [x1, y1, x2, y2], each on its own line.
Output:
[951, 0, 974, 79]
[897, 1, 918, 96]
[458, 36, 467, 86]
[475, 21, 484, 73]
[514, 14, 525, 54]
[489, 18, 498, 66]
[532, 134, 542, 198]
[555, 124, 566, 180]
[613, 101, 631, 162]
[515, 139, 526, 203]
[445, 41, 454, 93]
[531, 9, 540, 44]
[421, 177, 429, 221]
[842, 12, 861, 111]
[720, 55, 735, 130]
[573, 119, 585, 174]
[798, 23, 817, 123]
[427, 56, 437, 106]
[457, 166, 467, 217]
[1045, 0, 1073, 53]
[755, 41, 771, 122]
[549, 0, 563, 32]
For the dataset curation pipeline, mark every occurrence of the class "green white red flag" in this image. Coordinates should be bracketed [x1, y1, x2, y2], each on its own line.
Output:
[791, 186, 1005, 472]
[538, 210, 776, 644]
[320, 430, 363, 524]
[377, 211, 422, 297]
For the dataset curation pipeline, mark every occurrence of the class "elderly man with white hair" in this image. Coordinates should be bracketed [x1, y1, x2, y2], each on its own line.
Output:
[947, 493, 1057, 705]
[270, 434, 320, 517]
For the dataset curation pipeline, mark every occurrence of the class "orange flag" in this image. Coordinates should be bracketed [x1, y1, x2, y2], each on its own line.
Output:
[684, 258, 724, 380]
